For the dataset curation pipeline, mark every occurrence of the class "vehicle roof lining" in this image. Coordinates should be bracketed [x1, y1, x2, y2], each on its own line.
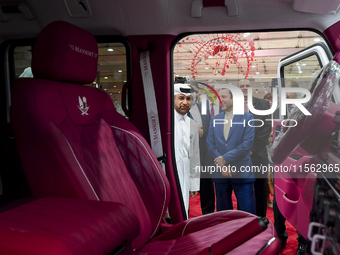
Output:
[0, 0, 340, 39]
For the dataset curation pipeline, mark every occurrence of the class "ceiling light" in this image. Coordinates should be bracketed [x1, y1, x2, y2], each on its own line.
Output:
[104, 89, 107, 90]
[104, 77, 108, 79]
[298, 71, 303, 73]
[118, 70, 123, 73]
[108, 48, 114, 51]
[114, 85, 116, 87]
[124, 80, 126, 82]
[256, 72, 260, 74]
[302, 63, 306, 66]
[255, 89, 258, 93]
[205, 67, 209, 69]
[314, 38, 321, 42]
[252, 66, 256, 68]
[118, 91, 121, 93]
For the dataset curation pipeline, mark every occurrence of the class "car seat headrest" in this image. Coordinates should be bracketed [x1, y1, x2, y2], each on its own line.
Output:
[32, 20, 98, 84]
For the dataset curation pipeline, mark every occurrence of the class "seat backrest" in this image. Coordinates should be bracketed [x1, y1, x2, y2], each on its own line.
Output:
[10, 20, 170, 250]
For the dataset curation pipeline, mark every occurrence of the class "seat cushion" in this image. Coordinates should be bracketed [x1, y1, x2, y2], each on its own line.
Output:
[137, 211, 277, 254]
[0, 197, 139, 255]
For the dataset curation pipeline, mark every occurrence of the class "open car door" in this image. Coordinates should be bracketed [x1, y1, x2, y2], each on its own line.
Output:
[272, 41, 340, 243]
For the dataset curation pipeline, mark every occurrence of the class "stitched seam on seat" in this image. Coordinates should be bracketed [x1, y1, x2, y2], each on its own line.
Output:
[181, 218, 193, 236]
[182, 210, 226, 235]
[64, 135, 100, 201]
[181, 210, 248, 236]
[111, 125, 167, 239]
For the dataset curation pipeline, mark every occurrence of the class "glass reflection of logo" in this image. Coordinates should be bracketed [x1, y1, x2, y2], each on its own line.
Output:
[198, 83, 312, 117]
[197, 82, 222, 107]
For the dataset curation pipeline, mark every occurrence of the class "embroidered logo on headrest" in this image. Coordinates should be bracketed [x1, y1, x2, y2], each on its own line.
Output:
[69, 44, 98, 58]
[77, 96, 90, 116]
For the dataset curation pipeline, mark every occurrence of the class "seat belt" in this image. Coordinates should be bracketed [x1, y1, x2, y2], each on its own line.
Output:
[139, 49, 166, 173]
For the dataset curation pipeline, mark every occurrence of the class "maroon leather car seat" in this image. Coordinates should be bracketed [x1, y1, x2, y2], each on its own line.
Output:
[10, 21, 280, 254]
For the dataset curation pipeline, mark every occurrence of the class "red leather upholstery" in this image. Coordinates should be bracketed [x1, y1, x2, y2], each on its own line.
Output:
[11, 77, 168, 250]
[11, 21, 170, 251]
[10, 20, 279, 254]
[0, 198, 139, 255]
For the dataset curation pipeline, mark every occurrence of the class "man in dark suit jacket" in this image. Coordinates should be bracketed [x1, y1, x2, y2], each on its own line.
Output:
[206, 88, 256, 214]
[239, 79, 271, 217]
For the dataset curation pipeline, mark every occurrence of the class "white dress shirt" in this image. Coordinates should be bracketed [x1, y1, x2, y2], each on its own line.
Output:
[224, 111, 234, 140]
[174, 109, 200, 217]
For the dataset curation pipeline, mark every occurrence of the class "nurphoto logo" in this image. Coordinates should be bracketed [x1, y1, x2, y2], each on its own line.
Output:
[200, 84, 311, 116]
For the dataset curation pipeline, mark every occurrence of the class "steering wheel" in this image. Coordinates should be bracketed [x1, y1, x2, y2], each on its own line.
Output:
[270, 60, 340, 164]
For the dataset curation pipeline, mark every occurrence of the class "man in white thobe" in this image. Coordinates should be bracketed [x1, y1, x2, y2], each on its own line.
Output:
[174, 83, 200, 218]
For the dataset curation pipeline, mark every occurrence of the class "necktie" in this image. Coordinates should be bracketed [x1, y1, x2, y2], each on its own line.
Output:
[210, 103, 214, 118]
[244, 101, 248, 112]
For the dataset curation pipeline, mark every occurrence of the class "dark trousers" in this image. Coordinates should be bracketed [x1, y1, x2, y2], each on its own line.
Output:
[215, 181, 256, 214]
[254, 178, 268, 217]
[251, 147, 268, 217]
[273, 192, 288, 243]
[199, 178, 215, 214]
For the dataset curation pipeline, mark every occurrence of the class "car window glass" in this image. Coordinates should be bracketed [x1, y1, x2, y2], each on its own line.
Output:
[12, 42, 128, 118]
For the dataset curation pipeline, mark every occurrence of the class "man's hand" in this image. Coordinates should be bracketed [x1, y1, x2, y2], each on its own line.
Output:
[198, 126, 203, 137]
[214, 156, 227, 167]
[190, 191, 198, 198]
[221, 166, 232, 177]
